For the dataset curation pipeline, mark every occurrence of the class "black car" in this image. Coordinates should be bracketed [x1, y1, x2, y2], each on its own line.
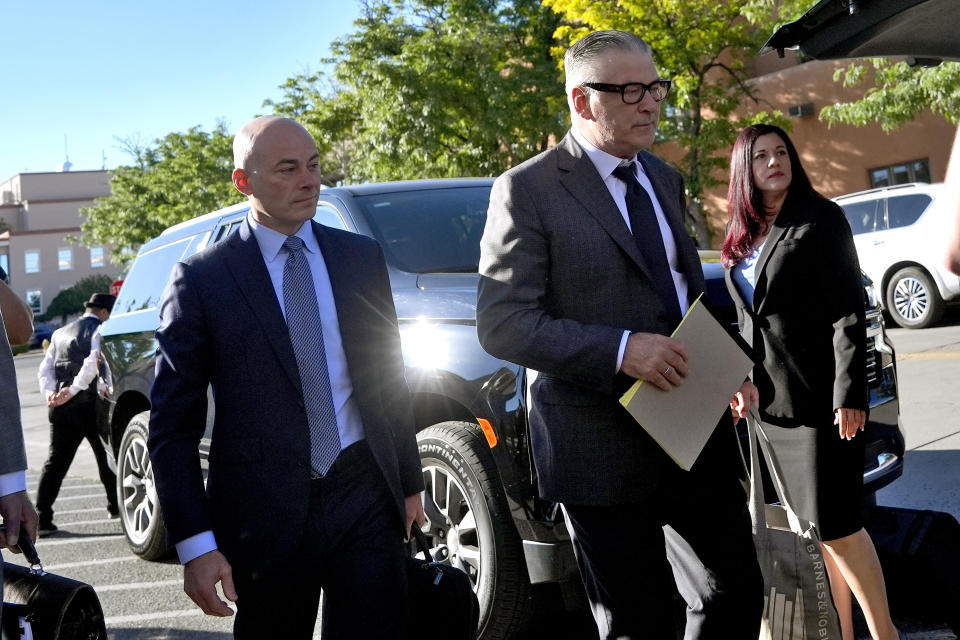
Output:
[97, 178, 903, 640]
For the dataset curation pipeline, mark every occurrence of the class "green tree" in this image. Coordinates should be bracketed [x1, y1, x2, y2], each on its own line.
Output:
[542, 0, 799, 246]
[80, 123, 239, 264]
[820, 60, 960, 132]
[37, 274, 116, 323]
[269, 0, 567, 182]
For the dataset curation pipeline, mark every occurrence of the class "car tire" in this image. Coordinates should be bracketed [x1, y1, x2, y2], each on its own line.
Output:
[417, 421, 531, 640]
[117, 411, 170, 560]
[885, 267, 944, 329]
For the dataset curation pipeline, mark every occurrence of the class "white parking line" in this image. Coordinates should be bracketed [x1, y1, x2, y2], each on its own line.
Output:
[36, 534, 124, 547]
[46, 556, 139, 571]
[96, 579, 183, 592]
[105, 609, 211, 625]
[57, 517, 120, 527]
[43, 493, 106, 502]
[47, 507, 103, 515]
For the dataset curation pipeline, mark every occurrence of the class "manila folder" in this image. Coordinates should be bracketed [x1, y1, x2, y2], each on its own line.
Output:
[618, 294, 753, 470]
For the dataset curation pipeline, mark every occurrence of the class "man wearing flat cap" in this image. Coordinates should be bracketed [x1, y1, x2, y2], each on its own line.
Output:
[36, 292, 118, 536]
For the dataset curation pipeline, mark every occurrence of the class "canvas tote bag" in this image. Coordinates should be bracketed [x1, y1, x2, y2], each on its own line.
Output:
[745, 410, 842, 640]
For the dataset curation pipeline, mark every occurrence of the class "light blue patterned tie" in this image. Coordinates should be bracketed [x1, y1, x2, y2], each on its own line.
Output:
[282, 235, 341, 476]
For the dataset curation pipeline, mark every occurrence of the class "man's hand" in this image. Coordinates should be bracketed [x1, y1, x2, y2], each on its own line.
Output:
[184, 550, 237, 617]
[48, 388, 74, 408]
[621, 332, 688, 391]
[404, 492, 426, 540]
[835, 407, 866, 440]
[730, 380, 759, 419]
[0, 491, 39, 552]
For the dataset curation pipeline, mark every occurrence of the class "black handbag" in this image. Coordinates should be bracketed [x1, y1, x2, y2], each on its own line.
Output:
[408, 526, 480, 640]
[1, 530, 107, 640]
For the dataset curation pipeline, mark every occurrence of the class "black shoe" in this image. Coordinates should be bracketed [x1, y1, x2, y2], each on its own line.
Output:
[107, 505, 119, 519]
[37, 522, 58, 537]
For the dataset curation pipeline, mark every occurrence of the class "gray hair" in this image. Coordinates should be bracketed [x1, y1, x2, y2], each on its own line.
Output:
[564, 30, 652, 100]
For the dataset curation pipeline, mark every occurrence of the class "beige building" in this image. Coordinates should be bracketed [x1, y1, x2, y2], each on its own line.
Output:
[0, 169, 116, 315]
[690, 51, 958, 244]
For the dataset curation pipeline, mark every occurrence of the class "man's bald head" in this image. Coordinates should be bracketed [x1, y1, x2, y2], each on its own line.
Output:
[233, 116, 313, 173]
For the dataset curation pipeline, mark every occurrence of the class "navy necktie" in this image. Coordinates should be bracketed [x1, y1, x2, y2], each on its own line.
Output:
[611, 164, 682, 326]
[282, 235, 341, 476]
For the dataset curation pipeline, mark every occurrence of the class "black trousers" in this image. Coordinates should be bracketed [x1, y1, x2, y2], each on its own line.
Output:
[232, 441, 408, 640]
[36, 393, 117, 524]
[561, 427, 763, 640]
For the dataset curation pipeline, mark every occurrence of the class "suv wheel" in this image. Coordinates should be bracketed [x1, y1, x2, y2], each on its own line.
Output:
[417, 421, 531, 640]
[886, 266, 944, 329]
[117, 411, 170, 560]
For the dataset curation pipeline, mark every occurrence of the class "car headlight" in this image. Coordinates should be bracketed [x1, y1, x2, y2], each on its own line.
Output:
[864, 282, 878, 310]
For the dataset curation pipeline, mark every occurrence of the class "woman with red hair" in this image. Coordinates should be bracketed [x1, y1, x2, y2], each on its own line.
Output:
[722, 124, 899, 640]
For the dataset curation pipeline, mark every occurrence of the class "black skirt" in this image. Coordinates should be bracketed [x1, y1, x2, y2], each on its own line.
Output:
[760, 419, 865, 541]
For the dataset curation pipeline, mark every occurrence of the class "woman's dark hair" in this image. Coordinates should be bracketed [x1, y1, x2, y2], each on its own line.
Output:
[721, 124, 818, 267]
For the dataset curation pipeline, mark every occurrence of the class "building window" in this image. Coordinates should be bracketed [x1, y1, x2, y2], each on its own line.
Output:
[870, 159, 932, 188]
[26, 290, 41, 314]
[24, 250, 40, 274]
[58, 248, 73, 271]
[90, 246, 105, 268]
[0, 254, 8, 277]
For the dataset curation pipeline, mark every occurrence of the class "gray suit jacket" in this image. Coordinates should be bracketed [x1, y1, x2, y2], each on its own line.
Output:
[477, 132, 708, 505]
[0, 308, 27, 478]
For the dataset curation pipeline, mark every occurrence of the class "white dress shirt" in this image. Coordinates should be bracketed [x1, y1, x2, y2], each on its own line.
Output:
[176, 216, 366, 564]
[37, 314, 108, 399]
[570, 129, 690, 372]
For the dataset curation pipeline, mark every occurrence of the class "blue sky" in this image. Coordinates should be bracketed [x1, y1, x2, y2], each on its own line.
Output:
[0, 1, 360, 182]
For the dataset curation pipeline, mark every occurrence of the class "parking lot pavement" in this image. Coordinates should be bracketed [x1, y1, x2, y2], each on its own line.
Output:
[11, 333, 960, 639]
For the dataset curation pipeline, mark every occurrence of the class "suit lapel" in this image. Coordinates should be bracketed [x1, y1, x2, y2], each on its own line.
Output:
[751, 217, 788, 312]
[310, 222, 364, 378]
[224, 220, 302, 393]
[555, 134, 652, 277]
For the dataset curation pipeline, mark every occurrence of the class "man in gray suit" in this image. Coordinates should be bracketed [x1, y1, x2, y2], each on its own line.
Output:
[477, 30, 761, 639]
[0, 279, 39, 618]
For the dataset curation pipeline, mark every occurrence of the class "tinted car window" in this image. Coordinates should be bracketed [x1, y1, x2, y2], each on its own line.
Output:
[353, 187, 490, 273]
[314, 203, 347, 230]
[886, 194, 930, 229]
[113, 237, 193, 314]
[841, 200, 881, 235]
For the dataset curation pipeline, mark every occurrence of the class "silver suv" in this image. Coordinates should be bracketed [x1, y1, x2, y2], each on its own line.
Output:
[834, 182, 960, 329]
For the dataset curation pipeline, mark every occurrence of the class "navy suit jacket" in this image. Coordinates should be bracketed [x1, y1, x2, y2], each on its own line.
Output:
[149, 218, 423, 574]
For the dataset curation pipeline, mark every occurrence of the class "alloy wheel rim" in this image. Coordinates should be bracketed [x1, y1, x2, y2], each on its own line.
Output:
[893, 276, 929, 322]
[120, 434, 157, 544]
[420, 464, 482, 593]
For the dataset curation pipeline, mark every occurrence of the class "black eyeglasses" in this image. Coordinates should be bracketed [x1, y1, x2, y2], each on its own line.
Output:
[582, 79, 672, 104]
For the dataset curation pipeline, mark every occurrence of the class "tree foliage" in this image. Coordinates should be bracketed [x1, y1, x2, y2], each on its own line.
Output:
[821, 60, 960, 132]
[542, 0, 796, 246]
[37, 274, 115, 323]
[268, 0, 567, 182]
[80, 124, 239, 264]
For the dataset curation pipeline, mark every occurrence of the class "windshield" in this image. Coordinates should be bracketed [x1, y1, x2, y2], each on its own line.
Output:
[353, 186, 490, 274]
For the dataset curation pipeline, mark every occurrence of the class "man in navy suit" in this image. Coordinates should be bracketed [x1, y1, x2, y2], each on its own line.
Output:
[478, 31, 761, 639]
[149, 116, 425, 639]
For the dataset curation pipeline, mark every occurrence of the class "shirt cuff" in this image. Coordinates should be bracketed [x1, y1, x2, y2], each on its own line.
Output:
[0, 471, 27, 498]
[616, 330, 631, 372]
[176, 531, 218, 564]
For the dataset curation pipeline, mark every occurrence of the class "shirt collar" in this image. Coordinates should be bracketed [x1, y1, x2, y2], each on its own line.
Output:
[247, 213, 319, 263]
[570, 127, 646, 181]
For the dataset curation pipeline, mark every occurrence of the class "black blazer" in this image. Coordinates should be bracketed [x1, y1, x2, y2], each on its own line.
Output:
[149, 219, 423, 574]
[724, 194, 867, 427]
[478, 133, 720, 506]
